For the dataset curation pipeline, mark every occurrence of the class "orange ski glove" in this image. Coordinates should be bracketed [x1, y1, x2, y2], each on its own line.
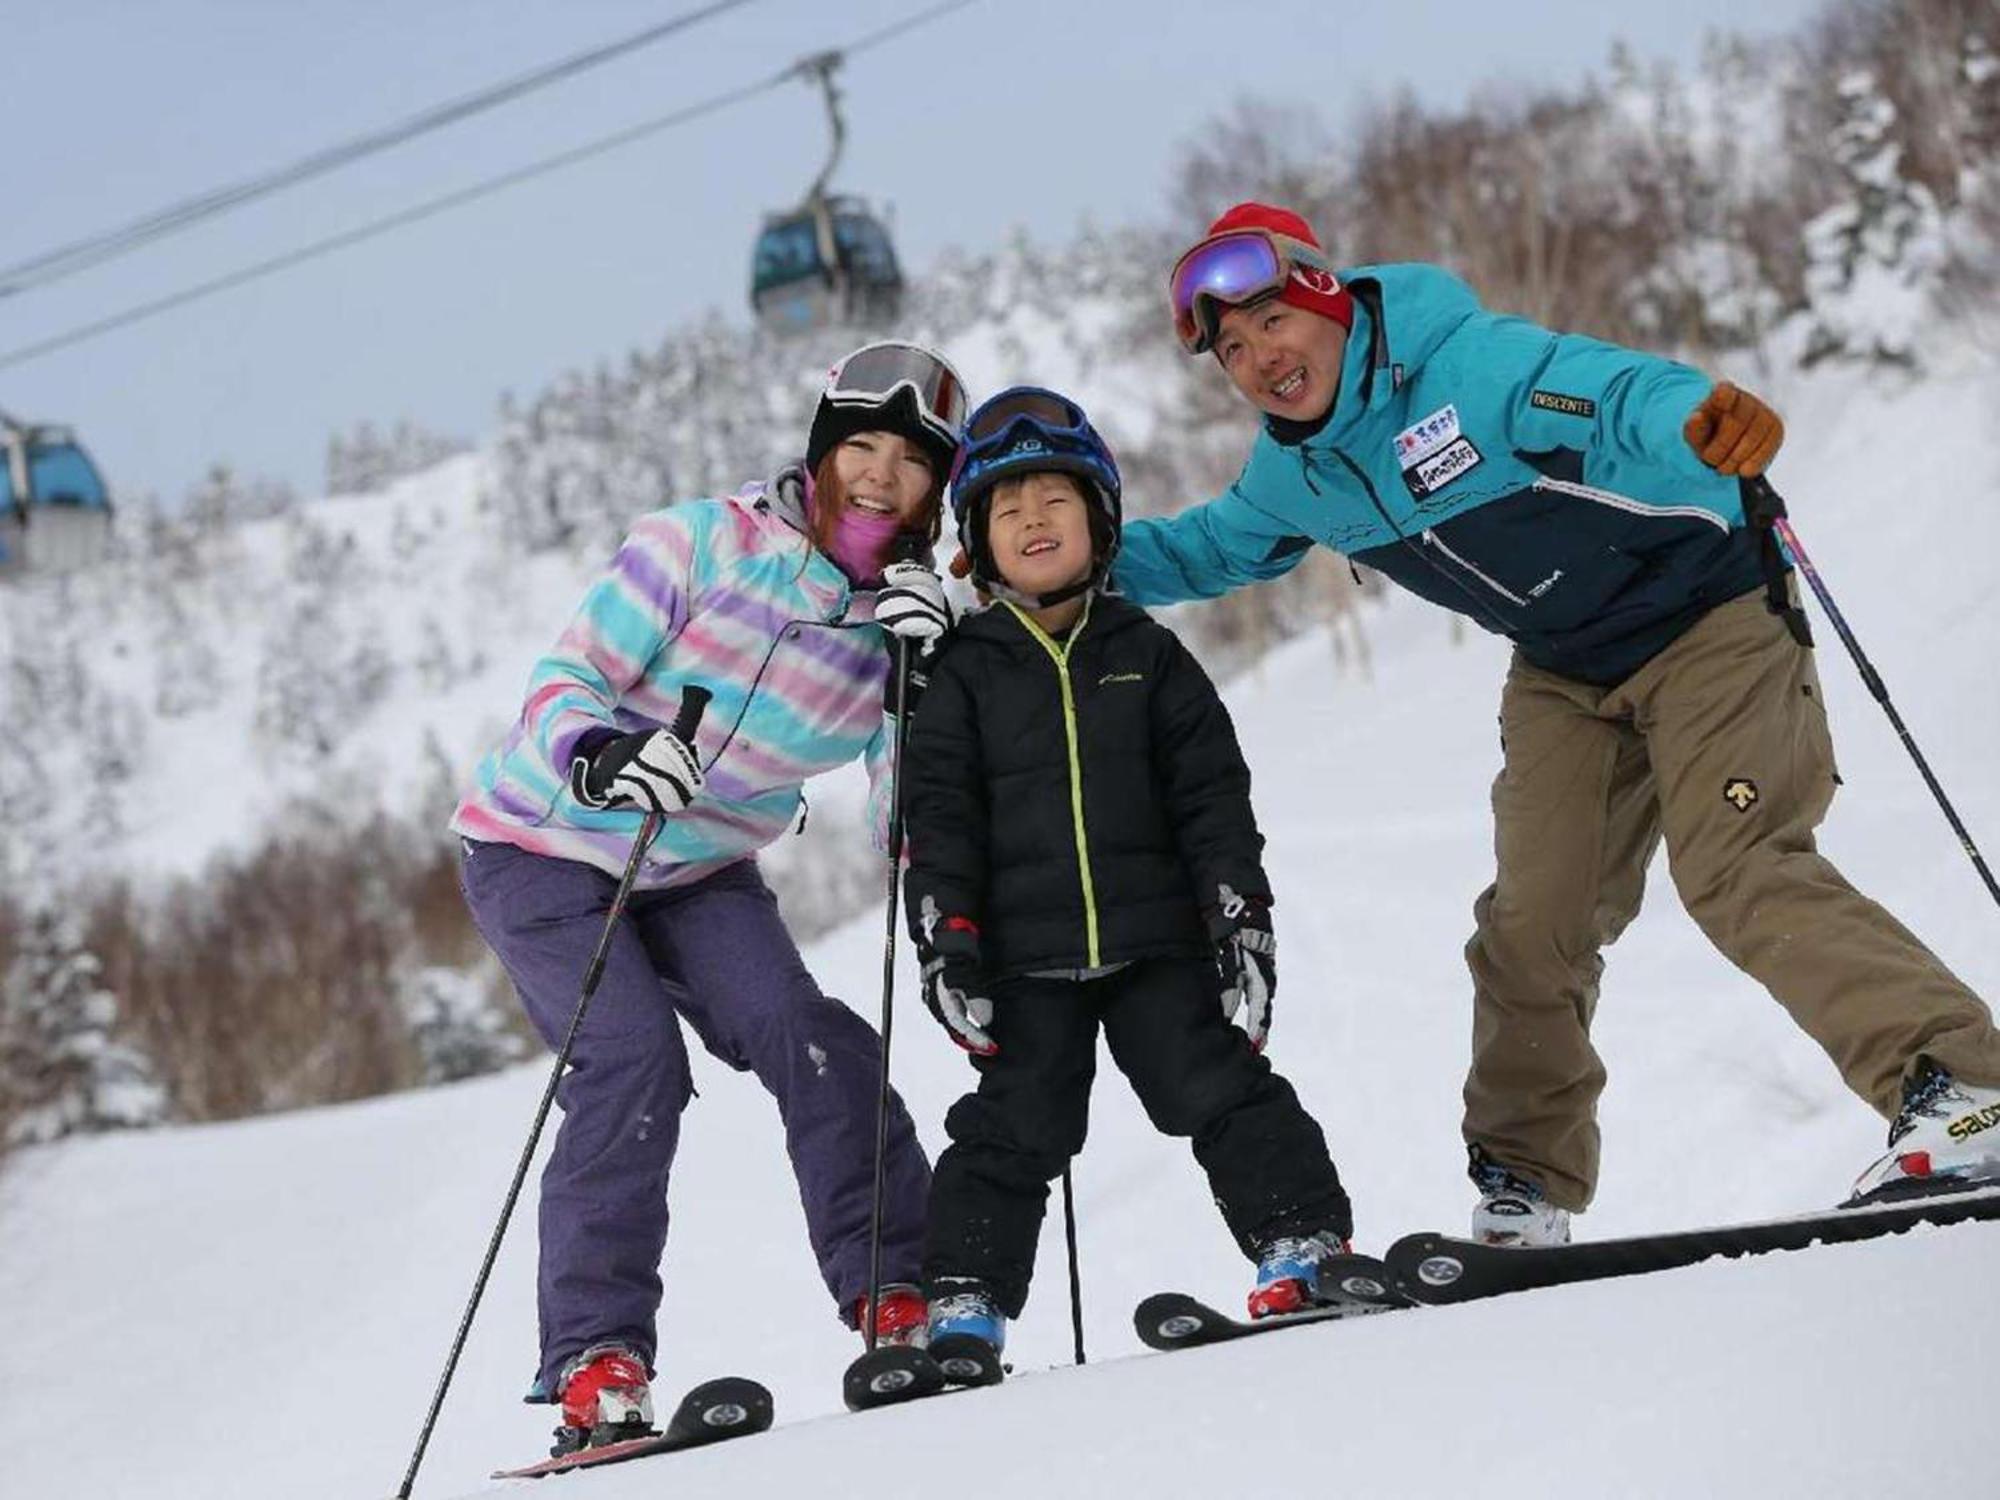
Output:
[1683, 381, 1784, 477]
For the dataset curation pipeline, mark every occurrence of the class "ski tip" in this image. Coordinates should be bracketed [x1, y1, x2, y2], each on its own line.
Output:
[927, 1333, 1005, 1388]
[669, 1375, 774, 1439]
[843, 1345, 947, 1411]
[1132, 1292, 1224, 1349]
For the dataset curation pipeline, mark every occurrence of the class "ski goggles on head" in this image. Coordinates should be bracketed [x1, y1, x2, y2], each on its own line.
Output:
[1168, 229, 1332, 354]
[951, 386, 1119, 506]
[823, 341, 970, 445]
[964, 386, 1094, 448]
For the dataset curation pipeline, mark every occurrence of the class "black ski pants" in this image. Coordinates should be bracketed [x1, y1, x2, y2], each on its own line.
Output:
[922, 956, 1352, 1317]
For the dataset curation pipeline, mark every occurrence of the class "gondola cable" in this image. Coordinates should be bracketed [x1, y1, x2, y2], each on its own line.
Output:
[0, 0, 980, 375]
[0, 0, 767, 302]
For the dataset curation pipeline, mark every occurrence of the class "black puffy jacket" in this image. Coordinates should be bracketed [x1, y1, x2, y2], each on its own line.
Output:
[902, 594, 1269, 979]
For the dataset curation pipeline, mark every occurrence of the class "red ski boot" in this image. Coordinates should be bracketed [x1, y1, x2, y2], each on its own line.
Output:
[857, 1282, 929, 1348]
[554, 1345, 653, 1453]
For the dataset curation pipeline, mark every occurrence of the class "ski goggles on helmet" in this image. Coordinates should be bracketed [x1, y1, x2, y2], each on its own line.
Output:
[950, 386, 1121, 511]
[1168, 229, 1333, 355]
[822, 341, 970, 448]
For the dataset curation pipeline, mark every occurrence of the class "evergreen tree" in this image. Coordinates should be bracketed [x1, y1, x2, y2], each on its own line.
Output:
[398, 966, 525, 1085]
[1802, 69, 1947, 368]
[0, 905, 167, 1145]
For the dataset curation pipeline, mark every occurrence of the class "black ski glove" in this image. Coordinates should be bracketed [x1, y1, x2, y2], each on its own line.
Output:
[1206, 884, 1276, 1052]
[915, 895, 997, 1055]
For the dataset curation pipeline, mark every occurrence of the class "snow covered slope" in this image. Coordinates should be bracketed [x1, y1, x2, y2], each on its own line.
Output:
[3, 341, 1996, 1497]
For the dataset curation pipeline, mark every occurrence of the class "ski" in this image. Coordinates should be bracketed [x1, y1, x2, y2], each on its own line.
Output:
[928, 1332, 1006, 1388]
[491, 1375, 773, 1479]
[842, 1341, 1004, 1412]
[1133, 1253, 1413, 1353]
[843, 1345, 947, 1412]
[1386, 1181, 2000, 1307]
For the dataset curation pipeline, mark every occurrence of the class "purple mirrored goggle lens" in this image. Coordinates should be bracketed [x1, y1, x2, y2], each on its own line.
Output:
[1169, 232, 1286, 352]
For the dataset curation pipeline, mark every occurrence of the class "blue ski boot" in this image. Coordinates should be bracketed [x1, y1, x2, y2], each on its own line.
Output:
[925, 1279, 1006, 1386]
[1247, 1231, 1353, 1318]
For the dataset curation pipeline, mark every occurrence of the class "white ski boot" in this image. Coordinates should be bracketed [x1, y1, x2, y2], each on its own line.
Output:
[1850, 1060, 2000, 1205]
[1470, 1150, 1571, 1248]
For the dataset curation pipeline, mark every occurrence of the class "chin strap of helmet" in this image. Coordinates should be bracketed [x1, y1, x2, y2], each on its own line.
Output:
[970, 562, 1107, 612]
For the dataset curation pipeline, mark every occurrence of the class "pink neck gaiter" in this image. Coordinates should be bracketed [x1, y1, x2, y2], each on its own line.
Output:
[806, 471, 905, 586]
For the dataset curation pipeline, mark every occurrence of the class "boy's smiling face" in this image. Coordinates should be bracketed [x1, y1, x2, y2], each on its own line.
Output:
[986, 471, 1094, 599]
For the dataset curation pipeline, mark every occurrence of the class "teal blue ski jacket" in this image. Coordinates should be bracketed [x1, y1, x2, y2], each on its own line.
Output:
[1114, 263, 1772, 685]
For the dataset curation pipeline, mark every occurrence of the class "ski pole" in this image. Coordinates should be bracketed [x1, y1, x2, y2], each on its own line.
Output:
[1061, 1166, 1085, 1365]
[864, 636, 915, 1351]
[394, 685, 710, 1500]
[1745, 476, 2000, 912]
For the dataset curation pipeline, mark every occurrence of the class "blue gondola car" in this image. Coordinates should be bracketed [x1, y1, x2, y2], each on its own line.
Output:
[751, 196, 904, 333]
[748, 51, 905, 335]
[0, 412, 113, 575]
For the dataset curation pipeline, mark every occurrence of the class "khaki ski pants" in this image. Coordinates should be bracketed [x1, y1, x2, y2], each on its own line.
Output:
[1462, 587, 2000, 1210]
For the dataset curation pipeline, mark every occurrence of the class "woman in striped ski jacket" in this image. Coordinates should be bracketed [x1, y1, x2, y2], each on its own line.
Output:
[450, 341, 965, 1450]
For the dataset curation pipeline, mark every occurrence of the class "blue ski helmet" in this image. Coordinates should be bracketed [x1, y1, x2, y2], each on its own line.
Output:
[949, 386, 1121, 596]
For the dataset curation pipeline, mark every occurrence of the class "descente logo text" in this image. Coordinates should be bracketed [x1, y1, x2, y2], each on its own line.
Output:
[1530, 389, 1597, 418]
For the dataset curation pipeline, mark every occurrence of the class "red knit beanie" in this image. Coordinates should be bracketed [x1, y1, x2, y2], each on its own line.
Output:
[1204, 202, 1354, 332]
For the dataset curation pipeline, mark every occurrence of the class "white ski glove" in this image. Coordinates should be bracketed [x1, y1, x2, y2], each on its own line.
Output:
[1209, 885, 1276, 1052]
[876, 561, 951, 649]
[571, 727, 705, 818]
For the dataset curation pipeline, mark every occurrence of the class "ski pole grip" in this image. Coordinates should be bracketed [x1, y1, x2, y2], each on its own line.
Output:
[1741, 475, 1786, 528]
[670, 684, 713, 745]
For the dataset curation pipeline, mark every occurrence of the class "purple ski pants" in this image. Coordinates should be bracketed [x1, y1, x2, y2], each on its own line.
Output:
[459, 840, 932, 1395]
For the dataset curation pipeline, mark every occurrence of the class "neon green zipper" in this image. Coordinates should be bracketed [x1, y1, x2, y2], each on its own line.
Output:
[1004, 597, 1100, 967]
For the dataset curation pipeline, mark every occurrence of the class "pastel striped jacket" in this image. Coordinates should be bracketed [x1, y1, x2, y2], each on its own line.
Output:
[451, 468, 898, 889]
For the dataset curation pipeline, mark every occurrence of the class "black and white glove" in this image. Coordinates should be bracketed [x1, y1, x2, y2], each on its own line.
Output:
[570, 726, 705, 818]
[1207, 884, 1276, 1052]
[917, 895, 998, 1056]
[876, 561, 950, 650]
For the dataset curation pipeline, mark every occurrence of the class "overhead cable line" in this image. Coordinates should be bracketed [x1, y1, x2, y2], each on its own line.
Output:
[0, 0, 979, 376]
[0, 0, 764, 301]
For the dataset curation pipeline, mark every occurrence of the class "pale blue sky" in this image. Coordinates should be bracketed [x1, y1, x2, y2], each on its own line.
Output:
[1, 0, 1824, 502]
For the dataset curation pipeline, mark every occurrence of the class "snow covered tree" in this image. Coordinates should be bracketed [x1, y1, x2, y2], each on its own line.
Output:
[398, 966, 525, 1084]
[252, 513, 392, 759]
[326, 419, 470, 497]
[184, 463, 296, 528]
[1801, 69, 1948, 368]
[0, 905, 167, 1145]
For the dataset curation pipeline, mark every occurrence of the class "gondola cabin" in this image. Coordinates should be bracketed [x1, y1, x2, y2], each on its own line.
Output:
[0, 413, 113, 576]
[750, 196, 904, 334]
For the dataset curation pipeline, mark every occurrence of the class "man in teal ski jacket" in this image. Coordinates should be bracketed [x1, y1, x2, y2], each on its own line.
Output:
[1111, 200, 2000, 1243]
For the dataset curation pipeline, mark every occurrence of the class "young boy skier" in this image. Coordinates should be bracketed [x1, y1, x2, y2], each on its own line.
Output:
[901, 385, 1357, 1369]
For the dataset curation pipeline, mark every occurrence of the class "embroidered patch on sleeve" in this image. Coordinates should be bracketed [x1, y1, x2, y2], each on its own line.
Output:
[1723, 777, 1760, 812]
[1530, 390, 1597, 418]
